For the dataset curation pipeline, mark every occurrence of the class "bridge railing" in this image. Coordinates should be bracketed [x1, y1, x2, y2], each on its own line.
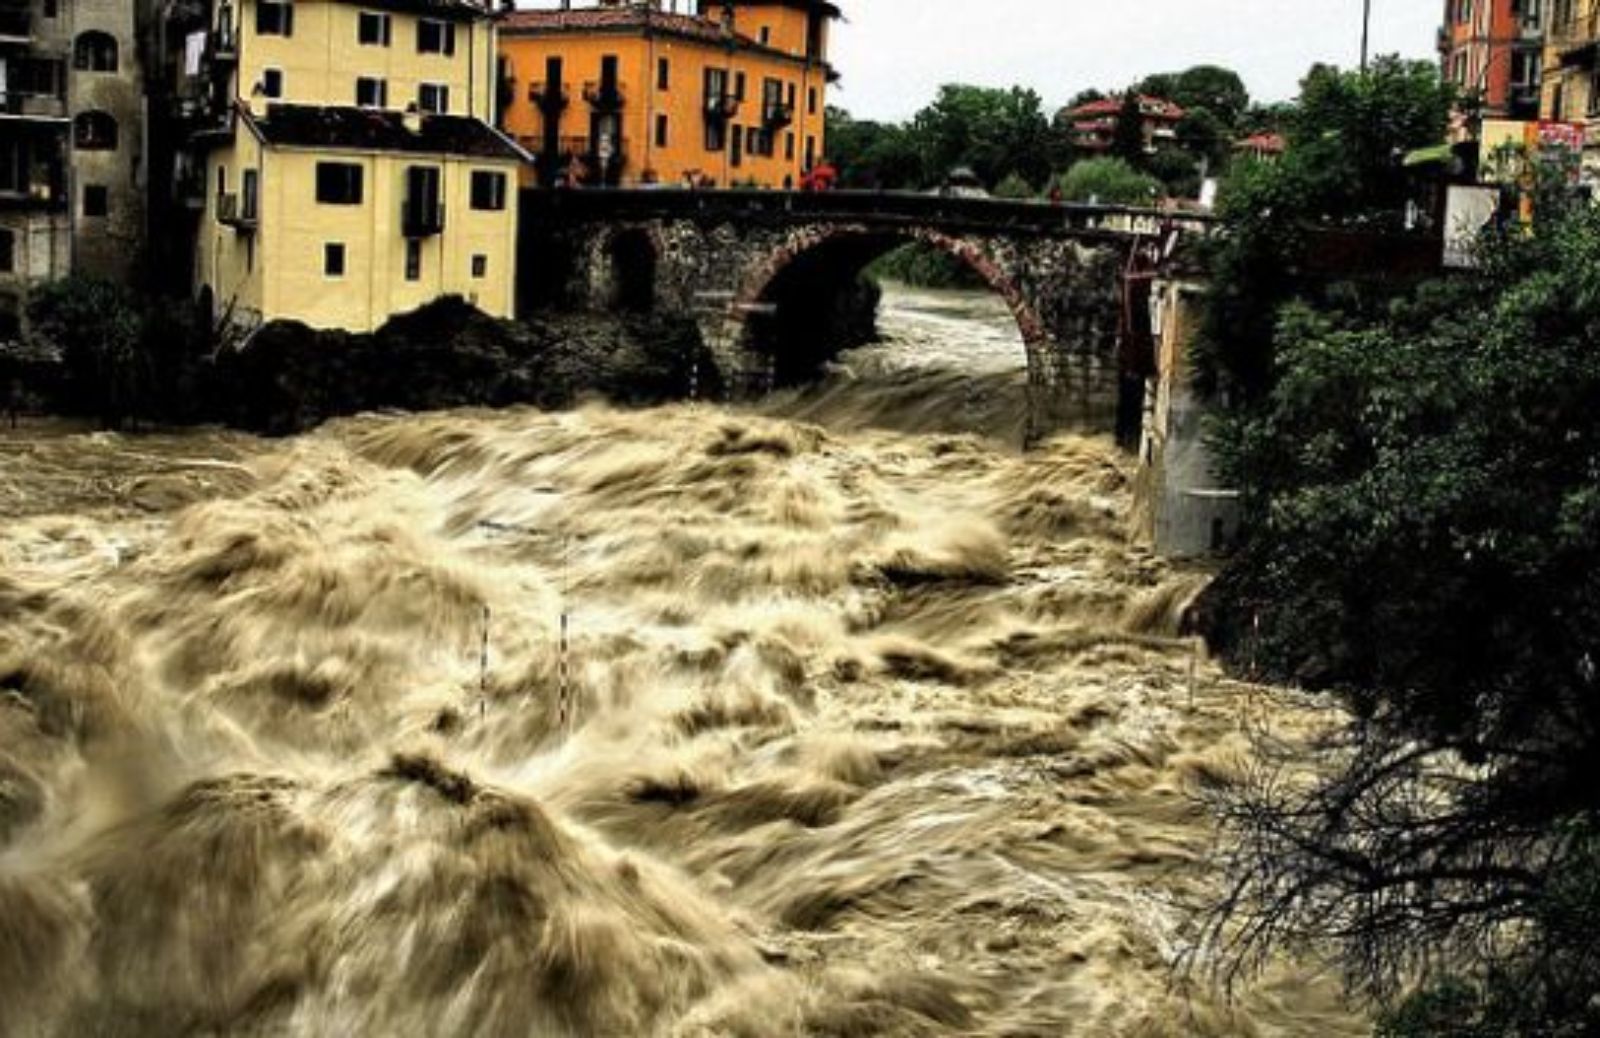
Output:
[520, 187, 1217, 237]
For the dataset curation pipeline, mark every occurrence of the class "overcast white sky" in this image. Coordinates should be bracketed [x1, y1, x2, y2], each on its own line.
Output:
[825, 1, 1440, 120]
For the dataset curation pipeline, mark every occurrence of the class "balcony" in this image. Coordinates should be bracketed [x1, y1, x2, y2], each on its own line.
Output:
[0, 91, 68, 120]
[704, 93, 740, 122]
[761, 100, 794, 129]
[401, 195, 444, 237]
[1553, 8, 1600, 64]
[217, 191, 258, 232]
[554, 135, 626, 187]
[581, 80, 624, 111]
[530, 80, 570, 115]
[0, 173, 66, 210]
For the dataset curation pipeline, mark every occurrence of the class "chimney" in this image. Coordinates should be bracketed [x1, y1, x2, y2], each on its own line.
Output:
[403, 102, 423, 134]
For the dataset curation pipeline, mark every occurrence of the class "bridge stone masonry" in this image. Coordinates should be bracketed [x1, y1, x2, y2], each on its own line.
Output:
[518, 189, 1213, 442]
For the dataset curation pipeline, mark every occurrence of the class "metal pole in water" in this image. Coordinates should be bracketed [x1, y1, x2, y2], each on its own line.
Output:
[478, 604, 490, 719]
[558, 534, 573, 737]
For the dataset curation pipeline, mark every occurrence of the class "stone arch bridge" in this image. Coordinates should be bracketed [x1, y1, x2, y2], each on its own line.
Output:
[519, 189, 1209, 438]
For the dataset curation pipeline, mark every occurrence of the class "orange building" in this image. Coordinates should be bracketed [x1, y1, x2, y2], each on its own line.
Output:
[1440, 0, 1542, 121]
[498, 0, 838, 188]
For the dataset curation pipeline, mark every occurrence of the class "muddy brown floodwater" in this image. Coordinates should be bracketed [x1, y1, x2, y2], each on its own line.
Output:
[0, 285, 1363, 1037]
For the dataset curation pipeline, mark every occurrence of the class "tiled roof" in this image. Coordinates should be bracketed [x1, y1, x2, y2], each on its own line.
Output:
[252, 104, 531, 162]
[349, 0, 492, 20]
[1234, 132, 1287, 153]
[500, 7, 749, 46]
[1064, 94, 1186, 122]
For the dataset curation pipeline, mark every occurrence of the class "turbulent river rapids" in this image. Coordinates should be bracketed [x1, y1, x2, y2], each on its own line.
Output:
[0, 286, 1363, 1037]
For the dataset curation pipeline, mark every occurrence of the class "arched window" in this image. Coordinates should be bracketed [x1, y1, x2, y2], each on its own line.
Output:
[73, 31, 118, 73]
[74, 111, 118, 151]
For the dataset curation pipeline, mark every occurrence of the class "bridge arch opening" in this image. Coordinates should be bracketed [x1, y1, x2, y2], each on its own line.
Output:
[736, 228, 1042, 389]
[607, 228, 658, 313]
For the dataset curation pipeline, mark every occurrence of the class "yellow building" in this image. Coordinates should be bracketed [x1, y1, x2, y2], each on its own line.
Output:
[1541, 0, 1600, 177]
[498, 0, 839, 189]
[188, 0, 528, 332]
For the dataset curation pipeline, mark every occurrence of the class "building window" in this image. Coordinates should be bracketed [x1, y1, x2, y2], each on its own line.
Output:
[356, 77, 388, 108]
[242, 168, 259, 221]
[471, 254, 487, 279]
[256, 1, 293, 37]
[405, 239, 422, 281]
[734, 71, 746, 100]
[358, 11, 392, 46]
[41, 0, 56, 18]
[808, 87, 817, 115]
[805, 135, 815, 168]
[261, 68, 283, 98]
[72, 31, 118, 72]
[759, 26, 771, 44]
[83, 184, 108, 218]
[404, 165, 441, 226]
[73, 111, 118, 151]
[657, 56, 670, 91]
[417, 19, 455, 56]
[13, 57, 64, 99]
[655, 113, 669, 148]
[418, 83, 450, 114]
[315, 162, 364, 205]
[324, 243, 346, 276]
[785, 132, 795, 160]
[0, 229, 13, 274]
[469, 169, 507, 210]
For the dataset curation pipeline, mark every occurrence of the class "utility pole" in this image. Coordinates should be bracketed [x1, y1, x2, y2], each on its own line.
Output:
[1361, 0, 1372, 72]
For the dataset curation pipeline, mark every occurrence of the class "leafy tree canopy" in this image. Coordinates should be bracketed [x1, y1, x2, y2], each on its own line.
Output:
[1053, 157, 1163, 205]
[1202, 194, 1600, 1035]
[909, 84, 1055, 189]
[1138, 65, 1251, 127]
[1199, 57, 1456, 403]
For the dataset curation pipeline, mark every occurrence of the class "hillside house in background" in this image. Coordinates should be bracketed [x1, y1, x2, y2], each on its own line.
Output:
[1233, 132, 1285, 162]
[498, 0, 839, 189]
[1062, 94, 1185, 156]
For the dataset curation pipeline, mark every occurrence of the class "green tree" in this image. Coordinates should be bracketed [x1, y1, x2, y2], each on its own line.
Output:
[1198, 57, 1455, 404]
[991, 173, 1036, 199]
[1146, 147, 1201, 198]
[1200, 199, 1600, 1033]
[1174, 107, 1230, 173]
[1052, 157, 1162, 205]
[826, 106, 924, 189]
[909, 84, 1054, 189]
[1141, 65, 1250, 128]
[1110, 90, 1147, 166]
[1193, 56, 1599, 1034]
[27, 277, 148, 428]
